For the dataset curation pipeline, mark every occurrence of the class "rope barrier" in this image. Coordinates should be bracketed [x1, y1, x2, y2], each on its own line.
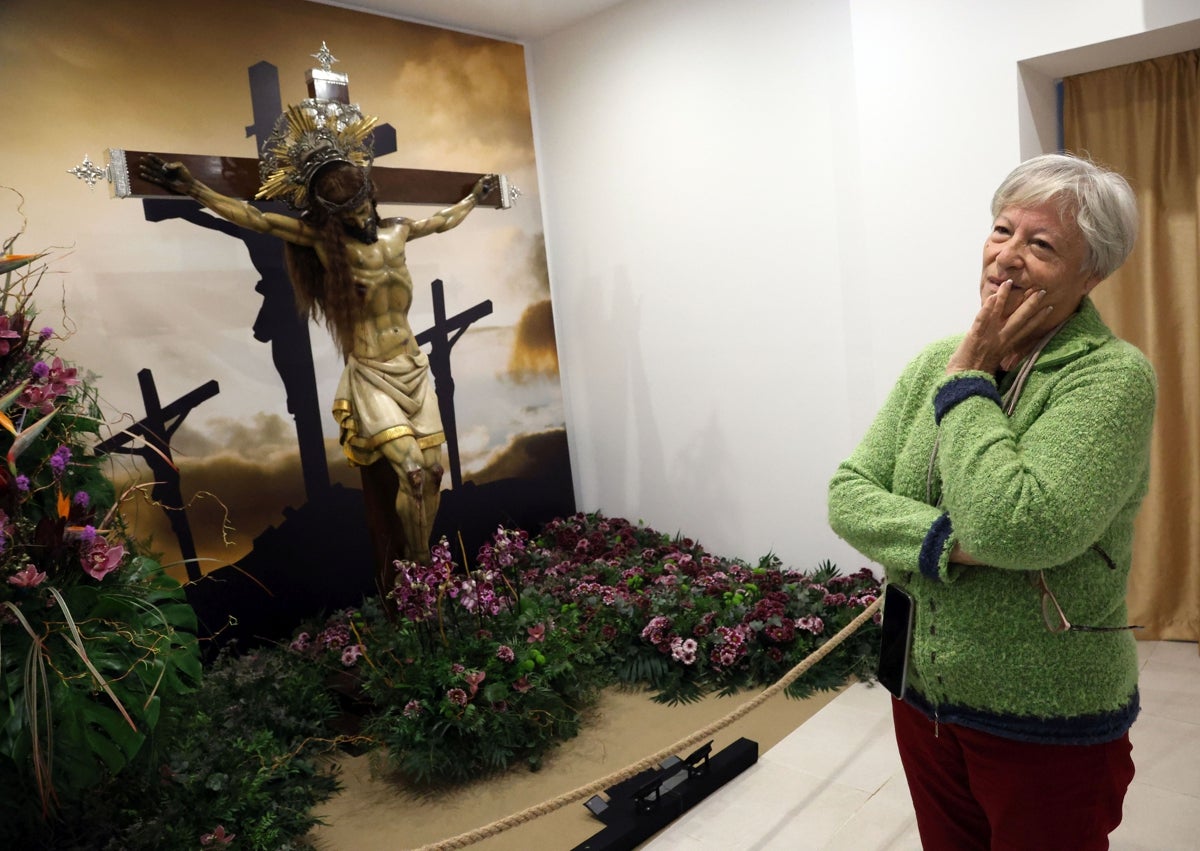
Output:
[410, 595, 882, 851]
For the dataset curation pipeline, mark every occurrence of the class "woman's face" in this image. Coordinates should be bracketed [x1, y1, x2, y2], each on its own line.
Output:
[980, 201, 1101, 320]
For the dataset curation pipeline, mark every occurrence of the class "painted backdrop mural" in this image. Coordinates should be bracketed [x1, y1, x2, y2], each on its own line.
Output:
[0, 0, 572, 643]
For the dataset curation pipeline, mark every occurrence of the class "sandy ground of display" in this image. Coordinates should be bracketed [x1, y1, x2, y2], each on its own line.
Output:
[308, 684, 844, 850]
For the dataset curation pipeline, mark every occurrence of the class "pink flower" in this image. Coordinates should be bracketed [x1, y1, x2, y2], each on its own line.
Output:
[764, 622, 796, 643]
[455, 578, 480, 612]
[496, 644, 515, 663]
[46, 356, 80, 395]
[318, 623, 351, 648]
[341, 644, 364, 667]
[289, 631, 311, 652]
[512, 676, 532, 693]
[641, 615, 673, 646]
[670, 636, 698, 665]
[18, 384, 54, 415]
[200, 825, 236, 846]
[8, 563, 46, 588]
[796, 616, 825, 635]
[82, 537, 124, 580]
[708, 626, 750, 670]
[0, 315, 21, 355]
[447, 687, 469, 706]
[430, 537, 454, 567]
[464, 670, 486, 696]
[527, 623, 545, 643]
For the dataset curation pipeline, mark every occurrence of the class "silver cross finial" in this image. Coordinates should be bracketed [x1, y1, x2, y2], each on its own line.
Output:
[311, 42, 338, 72]
[67, 154, 107, 189]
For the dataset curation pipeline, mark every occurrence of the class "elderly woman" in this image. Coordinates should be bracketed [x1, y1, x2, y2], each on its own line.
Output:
[828, 153, 1155, 850]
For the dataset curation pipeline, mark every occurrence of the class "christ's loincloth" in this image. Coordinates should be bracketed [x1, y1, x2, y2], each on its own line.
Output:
[332, 351, 445, 467]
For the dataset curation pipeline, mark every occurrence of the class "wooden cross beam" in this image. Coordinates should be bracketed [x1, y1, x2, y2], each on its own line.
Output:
[104, 148, 511, 210]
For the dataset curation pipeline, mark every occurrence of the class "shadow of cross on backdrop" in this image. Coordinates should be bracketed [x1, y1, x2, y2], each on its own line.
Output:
[94, 369, 219, 582]
[417, 279, 492, 490]
[108, 47, 506, 582]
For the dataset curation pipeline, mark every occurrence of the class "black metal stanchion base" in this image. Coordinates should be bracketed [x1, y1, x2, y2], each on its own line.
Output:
[573, 737, 759, 851]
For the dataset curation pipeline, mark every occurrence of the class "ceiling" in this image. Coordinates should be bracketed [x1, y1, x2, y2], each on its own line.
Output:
[309, 0, 627, 42]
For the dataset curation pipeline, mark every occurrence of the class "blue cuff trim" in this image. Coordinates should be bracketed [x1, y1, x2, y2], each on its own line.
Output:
[934, 376, 1002, 425]
[919, 513, 952, 581]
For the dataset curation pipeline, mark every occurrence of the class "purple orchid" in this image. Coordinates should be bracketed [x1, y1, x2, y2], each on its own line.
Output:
[82, 536, 124, 581]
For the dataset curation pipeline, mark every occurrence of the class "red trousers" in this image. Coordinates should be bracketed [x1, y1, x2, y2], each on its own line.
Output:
[891, 698, 1134, 851]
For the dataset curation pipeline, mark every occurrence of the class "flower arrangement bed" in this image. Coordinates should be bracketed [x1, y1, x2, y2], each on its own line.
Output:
[288, 513, 882, 788]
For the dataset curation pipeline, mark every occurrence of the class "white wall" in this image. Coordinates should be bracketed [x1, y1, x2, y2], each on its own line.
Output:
[527, 0, 1200, 571]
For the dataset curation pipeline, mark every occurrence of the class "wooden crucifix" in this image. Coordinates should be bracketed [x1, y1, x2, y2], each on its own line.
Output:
[98, 44, 510, 594]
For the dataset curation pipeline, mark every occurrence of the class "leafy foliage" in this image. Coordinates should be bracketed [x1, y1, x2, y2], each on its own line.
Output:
[6, 645, 344, 850]
[91, 647, 343, 851]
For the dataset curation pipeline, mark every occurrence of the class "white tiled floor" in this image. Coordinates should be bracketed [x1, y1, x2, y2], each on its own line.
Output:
[645, 640, 1200, 850]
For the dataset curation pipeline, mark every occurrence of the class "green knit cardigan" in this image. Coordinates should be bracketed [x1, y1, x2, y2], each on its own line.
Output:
[828, 298, 1156, 744]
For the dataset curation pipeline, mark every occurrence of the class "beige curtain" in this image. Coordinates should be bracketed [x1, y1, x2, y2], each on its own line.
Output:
[1063, 50, 1200, 642]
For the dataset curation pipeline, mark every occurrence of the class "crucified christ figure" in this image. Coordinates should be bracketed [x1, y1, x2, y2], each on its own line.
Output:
[140, 153, 494, 563]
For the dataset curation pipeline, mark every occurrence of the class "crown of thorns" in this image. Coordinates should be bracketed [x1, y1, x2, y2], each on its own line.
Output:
[256, 100, 377, 210]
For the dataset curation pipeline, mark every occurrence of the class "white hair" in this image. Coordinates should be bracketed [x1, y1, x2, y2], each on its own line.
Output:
[991, 153, 1138, 280]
